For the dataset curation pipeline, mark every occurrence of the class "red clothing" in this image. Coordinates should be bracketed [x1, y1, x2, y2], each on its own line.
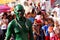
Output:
[50, 37, 55, 40]
[45, 36, 50, 40]
[54, 35, 58, 40]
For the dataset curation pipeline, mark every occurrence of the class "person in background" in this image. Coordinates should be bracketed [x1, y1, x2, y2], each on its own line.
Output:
[37, 3, 41, 13]
[42, 20, 50, 40]
[1, 13, 8, 40]
[28, 8, 36, 24]
[48, 24, 54, 40]
[52, 4, 60, 18]
[32, 19, 45, 40]
[53, 21, 60, 40]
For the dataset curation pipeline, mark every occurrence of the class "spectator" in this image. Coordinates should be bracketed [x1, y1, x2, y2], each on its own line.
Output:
[48, 24, 54, 40]
[52, 4, 60, 18]
[1, 13, 8, 40]
[33, 19, 44, 40]
[42, 20, 50, 40]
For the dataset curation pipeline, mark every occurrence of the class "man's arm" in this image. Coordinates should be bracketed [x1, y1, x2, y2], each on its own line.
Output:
[28, 20, 34, 40]
[5, 21, 13, 40]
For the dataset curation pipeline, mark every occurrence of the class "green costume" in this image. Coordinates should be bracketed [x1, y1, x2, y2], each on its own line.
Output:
[6, 4, 34, 40]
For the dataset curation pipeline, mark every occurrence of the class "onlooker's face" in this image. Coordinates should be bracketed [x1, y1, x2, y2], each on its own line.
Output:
[44, 21, 48, 25]
[3, 15, 7, 19]
[48, 26, 53, 33]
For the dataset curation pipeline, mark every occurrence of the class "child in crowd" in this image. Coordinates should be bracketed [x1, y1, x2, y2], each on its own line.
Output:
[42, 20, 50, 40]
[33, 19, 45, 40]
[48, 24, 54, 40]
[53, 21, 60, 40]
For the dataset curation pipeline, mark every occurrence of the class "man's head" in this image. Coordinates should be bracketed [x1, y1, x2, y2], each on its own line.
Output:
[14, 4, 25, 20]
[56, 4, 60, 8]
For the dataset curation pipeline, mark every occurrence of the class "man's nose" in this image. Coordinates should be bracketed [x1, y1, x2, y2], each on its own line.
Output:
[19, 12, 21, 14]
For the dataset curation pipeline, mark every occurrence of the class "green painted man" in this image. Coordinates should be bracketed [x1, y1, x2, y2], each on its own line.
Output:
[5, 4, 34, 40]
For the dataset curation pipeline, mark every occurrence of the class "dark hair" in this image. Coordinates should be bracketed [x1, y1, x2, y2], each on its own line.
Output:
[50, 24, 54, 27]
[3, 12, 7, 16]
[30, 3, 32, 5]
[2, 12, 7, 19]
[37, 11, 42, 15]
[48, 18, 54, 23]
[32, 8, 35, 14]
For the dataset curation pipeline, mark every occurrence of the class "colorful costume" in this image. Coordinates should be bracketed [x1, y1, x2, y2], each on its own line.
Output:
[5, 4, 34, 40]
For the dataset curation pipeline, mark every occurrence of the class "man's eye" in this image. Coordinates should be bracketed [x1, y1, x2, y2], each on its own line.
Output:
[17, 10, 21, 12]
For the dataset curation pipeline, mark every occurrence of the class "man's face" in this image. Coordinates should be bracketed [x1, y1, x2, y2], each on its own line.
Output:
[14, 4, 25, 19]
[17, 10, 24, 17]
[16, 9, 25, 20]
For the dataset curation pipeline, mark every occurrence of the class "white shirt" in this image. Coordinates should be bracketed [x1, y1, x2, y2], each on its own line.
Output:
[41, 5, 46, 10]
[1, 24, 7, 30]
[52, 7, 60, 17]
[50, 32, 54, 37]
[1, 19, 8, 30]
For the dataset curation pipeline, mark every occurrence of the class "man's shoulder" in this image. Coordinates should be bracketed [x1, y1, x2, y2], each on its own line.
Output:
[26, 18, 32, 23]
[7, 19, 15, 29]
[8, 19, 16, 26]
[26, 18, 32, 27]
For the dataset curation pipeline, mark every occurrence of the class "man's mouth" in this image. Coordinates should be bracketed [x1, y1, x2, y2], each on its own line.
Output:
[19, 14, 23, 16]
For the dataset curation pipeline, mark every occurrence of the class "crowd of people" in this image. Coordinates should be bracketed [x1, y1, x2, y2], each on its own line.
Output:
[0, 1, 60, 40]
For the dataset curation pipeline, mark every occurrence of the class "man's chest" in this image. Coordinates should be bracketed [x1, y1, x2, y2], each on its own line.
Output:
[13, 21, 29, 34]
